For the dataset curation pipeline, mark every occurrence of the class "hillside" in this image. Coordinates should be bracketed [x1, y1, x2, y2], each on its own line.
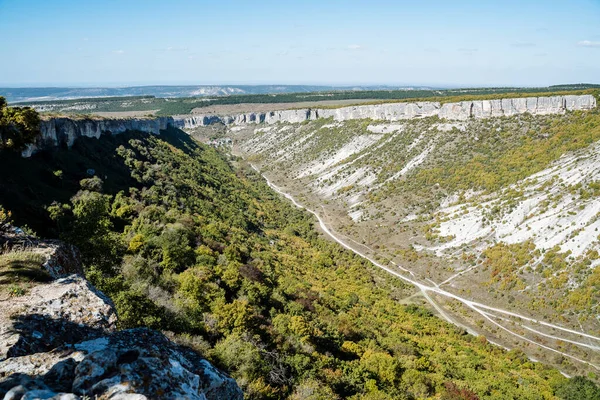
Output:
[232, 97, 600, 381]
[0, 120, 595, 399]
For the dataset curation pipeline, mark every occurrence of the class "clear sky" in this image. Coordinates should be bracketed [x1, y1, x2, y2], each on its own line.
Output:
[0, 0, 599, 87]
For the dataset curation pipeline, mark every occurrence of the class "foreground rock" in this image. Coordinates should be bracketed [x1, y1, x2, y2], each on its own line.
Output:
[0, 230, 243, 399]
[0, 275, 117, 360]
[0, 329, 243, 400]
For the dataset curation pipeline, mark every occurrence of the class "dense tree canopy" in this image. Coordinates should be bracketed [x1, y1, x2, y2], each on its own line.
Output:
[0, 96, 40, 151]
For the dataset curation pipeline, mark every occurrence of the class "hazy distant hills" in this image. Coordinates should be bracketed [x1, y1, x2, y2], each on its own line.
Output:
[0, 85, 436, 103]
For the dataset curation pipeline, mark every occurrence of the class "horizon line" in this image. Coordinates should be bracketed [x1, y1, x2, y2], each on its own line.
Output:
[1, 82, 598, 90]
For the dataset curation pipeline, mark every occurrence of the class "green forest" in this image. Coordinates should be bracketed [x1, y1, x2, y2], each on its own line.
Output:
[0, 100, 599, 399]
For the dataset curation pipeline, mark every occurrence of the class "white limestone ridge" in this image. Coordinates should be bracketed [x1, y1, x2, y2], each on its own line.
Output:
[22, 94, 597, 157]
[181, 94, 597, 127]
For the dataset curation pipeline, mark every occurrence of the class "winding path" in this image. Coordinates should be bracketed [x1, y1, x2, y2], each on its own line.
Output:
[251, 164, 600, 371]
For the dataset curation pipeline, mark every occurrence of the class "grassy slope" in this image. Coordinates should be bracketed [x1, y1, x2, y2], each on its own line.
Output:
[0, 250, 49, 297]
[0, 127, 589, 399]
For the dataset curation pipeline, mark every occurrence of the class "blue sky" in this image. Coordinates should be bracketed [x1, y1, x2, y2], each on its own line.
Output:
[0, 0, 599, 87]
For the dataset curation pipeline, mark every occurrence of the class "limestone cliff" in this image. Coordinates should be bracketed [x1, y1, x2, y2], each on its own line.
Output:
[22, 117, 174, 157]
[22, 94, 596, 157]
[183, 94, 596, 127]
[0, 228, 243, 400]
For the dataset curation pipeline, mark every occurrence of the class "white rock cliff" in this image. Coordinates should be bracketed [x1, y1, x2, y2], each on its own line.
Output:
[22, 94, 597, 157]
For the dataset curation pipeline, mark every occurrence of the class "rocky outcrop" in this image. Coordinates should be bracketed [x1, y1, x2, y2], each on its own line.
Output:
[0, 227, 83, 278]
[22, 117, 175, 157]
[0, 275, 117, 360]
[439, 95, 597, 120]
[0, 231, 243, 399]
[318, 101, 440, 121]
[181, 94, 596, 127]
[23, 94, 597, 157]
[0, 328, 243, 400]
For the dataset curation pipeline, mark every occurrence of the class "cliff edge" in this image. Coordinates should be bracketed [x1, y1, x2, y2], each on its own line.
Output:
[0, 227, 243, 400]
[22, 94, 597, 157]
[180, 93, 597, 127]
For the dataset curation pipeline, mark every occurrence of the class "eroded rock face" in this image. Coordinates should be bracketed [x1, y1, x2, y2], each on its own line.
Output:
[38, 240, 83, 279]
[0, 275, 117, 360]
[23, 94, 596, 157]
[440, 95, 598, 120]
[0, 329, 243, 400]
[22, 117, 175, 157]
[181, 94, 597, 127]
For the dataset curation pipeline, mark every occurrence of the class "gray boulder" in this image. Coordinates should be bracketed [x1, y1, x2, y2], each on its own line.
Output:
[0, 329, 243, 400]
[0, 275, 117, 360]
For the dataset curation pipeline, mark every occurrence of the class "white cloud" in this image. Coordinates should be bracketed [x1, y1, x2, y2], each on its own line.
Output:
[112, 50, 125, 54]
[578, 40, 600, 48]
[346, 44, 363, 50]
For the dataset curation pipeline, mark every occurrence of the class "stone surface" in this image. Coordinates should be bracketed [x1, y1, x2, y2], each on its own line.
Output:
[22, 117, 175, 157]
[37, 240, 83, 279]
[0, 275, 117, 360]
[0, 329, 243, 400]
[181, 94, 596, 127]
